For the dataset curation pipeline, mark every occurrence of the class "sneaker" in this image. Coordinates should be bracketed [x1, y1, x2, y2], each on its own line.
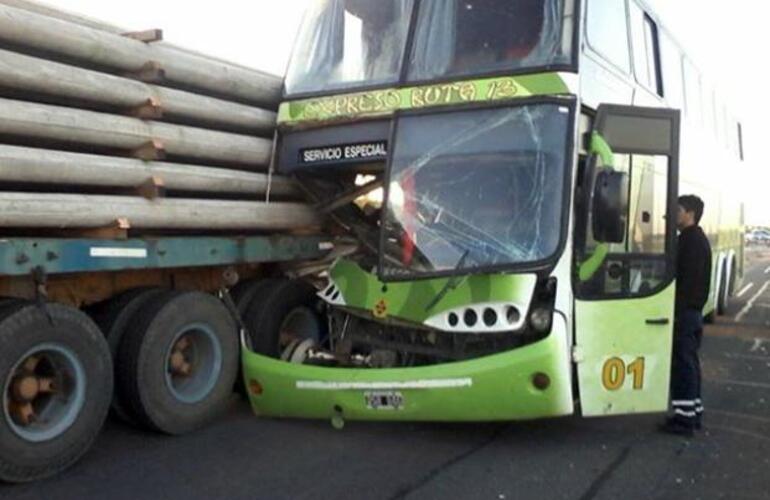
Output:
[658, 419, 695, 437]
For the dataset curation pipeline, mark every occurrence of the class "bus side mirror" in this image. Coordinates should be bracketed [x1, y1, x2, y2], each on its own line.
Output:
[592, 169, 629, 243]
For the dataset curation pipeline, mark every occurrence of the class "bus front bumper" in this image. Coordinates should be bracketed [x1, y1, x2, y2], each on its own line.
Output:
[241, 319, 574, 422]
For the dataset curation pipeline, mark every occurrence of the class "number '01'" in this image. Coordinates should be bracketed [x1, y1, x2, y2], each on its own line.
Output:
[602, 357, 645, 391]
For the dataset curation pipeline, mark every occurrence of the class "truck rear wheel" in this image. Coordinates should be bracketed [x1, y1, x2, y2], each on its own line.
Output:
[244, 280, 326, 358]
[88, 287, 164, 423]
[0, 302, 112, 483]
[117, 291, 238, 435]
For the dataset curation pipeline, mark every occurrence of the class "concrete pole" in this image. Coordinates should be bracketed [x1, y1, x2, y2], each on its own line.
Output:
[0, 145, 298, 197]
[0, 193, 320, 230]
[0, 0, 269, 74]
[0, 4, 283, 107]
[0, 97, 272, 168]
[0, 49, 276, 135]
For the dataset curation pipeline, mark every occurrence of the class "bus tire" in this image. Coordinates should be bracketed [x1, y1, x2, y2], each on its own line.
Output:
[717, 265, 729, 316]
[0, 302, 112, 483]
[117, 291, 238, 435]
[244, 279, 325, 358]
[230, 279, 283, 320]
[88, 288, 165, 423]
[228, 279, 282, 396]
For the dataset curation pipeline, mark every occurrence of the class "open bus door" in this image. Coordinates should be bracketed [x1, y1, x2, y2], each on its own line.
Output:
[574, 105, 681, 417]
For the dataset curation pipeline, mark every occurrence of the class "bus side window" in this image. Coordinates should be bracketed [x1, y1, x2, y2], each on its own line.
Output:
[659, 33, 684, 110]
[629, 2, 663, 96]
[586, 0, 631, 73]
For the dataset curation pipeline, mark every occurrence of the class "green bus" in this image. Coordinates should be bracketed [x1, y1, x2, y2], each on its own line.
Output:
[242, 0, 745, 423]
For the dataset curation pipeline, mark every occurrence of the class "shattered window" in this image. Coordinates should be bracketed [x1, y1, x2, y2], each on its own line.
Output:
[381, 104, 571, 278]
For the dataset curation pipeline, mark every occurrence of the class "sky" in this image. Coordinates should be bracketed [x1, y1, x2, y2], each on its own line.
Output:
[43, 0, 770, 225]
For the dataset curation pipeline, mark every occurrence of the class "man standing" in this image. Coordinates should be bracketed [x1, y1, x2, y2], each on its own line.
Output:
[660, 195, 712, 437]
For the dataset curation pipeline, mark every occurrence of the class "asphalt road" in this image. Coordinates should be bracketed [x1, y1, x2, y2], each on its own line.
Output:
[2, 250, 769, 500]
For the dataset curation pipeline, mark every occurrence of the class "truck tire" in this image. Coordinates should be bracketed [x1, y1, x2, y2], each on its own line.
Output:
[88, 288, 164, 423]
[0, 302, 112, 483]
[244, 280, 326, 358]
[117, 291, 239, 435]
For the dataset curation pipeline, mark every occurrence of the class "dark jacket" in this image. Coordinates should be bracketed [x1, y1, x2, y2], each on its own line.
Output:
[676, 225, 712, 314]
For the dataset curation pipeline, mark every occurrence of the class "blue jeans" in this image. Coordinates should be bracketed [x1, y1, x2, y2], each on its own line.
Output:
[670, 309, 704, 427]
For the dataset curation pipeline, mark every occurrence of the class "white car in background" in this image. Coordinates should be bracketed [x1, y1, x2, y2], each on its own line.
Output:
[747, 230, 770, 245]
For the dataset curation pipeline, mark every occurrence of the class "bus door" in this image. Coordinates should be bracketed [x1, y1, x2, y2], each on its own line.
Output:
[574, 105, 681, 417]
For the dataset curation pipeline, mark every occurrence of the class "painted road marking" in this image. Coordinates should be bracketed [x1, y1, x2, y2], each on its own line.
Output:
[724, 353, 769, 362]
[749, 338, 767, 353]
[708, 425, 770, 444]
[709, 379, 770, 390]
[711, 409, 770, 424]
[736, 281, 770, 323]
[765, 266, 770, 274]
[737, 283, 754, 298]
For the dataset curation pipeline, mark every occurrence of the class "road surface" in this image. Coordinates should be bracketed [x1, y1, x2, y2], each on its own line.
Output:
[2, 249, 768, 500]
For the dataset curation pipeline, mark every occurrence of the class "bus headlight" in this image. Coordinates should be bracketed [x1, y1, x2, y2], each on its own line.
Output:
[529, 307, 553, 333]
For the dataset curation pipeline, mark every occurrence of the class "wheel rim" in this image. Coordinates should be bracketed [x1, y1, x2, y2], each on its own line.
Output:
[278, 307, 322, 352]
[2, 343, 86, 443]
[164, 323, 222, 404]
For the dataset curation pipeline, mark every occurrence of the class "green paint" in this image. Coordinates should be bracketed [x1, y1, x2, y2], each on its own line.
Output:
[577, 132, 616, 281]
[578, 243, 609, 282]
[574, 284, 675, 416]
[590, 132, 615, 168]
[329, 259, 536, 323]
[241, 316, 574, 421]
[278, 73, 571, 126]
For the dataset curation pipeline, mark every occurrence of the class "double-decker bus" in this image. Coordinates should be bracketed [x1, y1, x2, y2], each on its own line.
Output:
[241, 0, 745, 423]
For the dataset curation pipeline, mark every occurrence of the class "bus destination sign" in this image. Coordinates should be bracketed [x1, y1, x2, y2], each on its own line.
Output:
[300, 141, 388, 165]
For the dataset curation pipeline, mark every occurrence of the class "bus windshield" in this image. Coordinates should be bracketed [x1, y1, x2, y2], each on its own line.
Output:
[285, 0, 576, 96]
[380, 103, 571, 279]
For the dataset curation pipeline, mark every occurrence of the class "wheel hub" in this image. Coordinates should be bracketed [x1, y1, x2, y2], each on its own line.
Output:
[5, 355, 60, 427]
[168, 335, 193, 377]
[163, 326, 223, 404]
[3, 346, 83, 442]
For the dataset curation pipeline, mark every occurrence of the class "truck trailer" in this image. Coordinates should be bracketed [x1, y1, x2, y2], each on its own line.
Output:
[0, 1, 329, 483]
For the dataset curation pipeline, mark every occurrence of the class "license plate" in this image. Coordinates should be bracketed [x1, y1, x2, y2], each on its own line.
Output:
[364, 391, 404, 410]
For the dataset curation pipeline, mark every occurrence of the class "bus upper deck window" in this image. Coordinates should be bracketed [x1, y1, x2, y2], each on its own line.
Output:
[454, 0, 544, 69]
[409, 0, 574, 81]
[285, 0, 413, 95]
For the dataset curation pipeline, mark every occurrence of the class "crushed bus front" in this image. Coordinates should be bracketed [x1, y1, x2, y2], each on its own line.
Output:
[242, 315, 574, 423]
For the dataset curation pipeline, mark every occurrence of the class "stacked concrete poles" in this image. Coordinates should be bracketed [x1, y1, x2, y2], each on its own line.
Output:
[0, 2, 317, 232]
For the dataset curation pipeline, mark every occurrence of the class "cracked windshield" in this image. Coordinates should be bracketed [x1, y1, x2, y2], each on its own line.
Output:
[381, 104, 571, 278]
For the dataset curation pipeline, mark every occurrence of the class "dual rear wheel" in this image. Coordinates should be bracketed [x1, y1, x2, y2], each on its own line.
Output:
[0, 278, 321, 483]
[0, 290, 240, 483]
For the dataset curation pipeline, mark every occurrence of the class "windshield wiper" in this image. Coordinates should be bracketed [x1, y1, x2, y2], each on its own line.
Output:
[424, 250, 470, 312]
